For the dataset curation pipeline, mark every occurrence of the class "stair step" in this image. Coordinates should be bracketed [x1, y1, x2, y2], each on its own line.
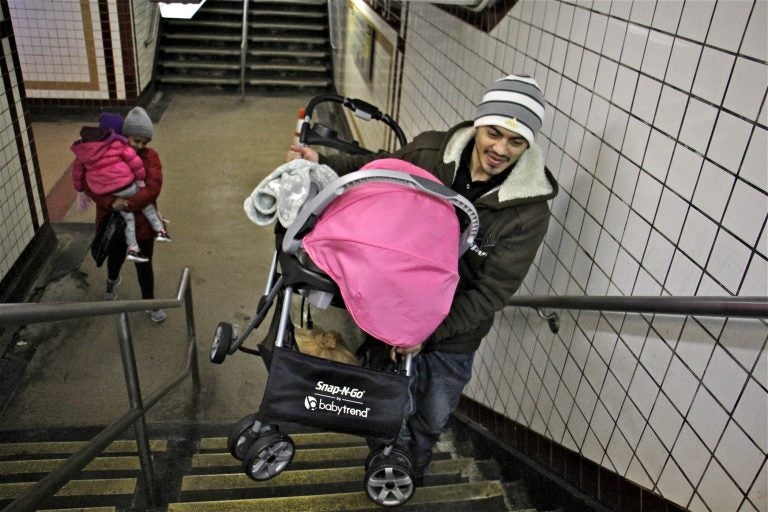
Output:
[249, 35, 327, 45]
[0, 439, 167, 458]
[252, 76, 331, 84]
[166, 19, 242, 29]
[246, 78, 332, 88]
[195, 7, 242, 16]
[199, 432, 364, 451]
[170, 480, 508, 511]
[160, 61, 241, 71]
[191, 442, 454, 474]
[0, 426, 548, 511]
[159, 76, 241, 85]
[39, 508, 116, 512]
[164, 33, 241, 42]
[251, 9, 325, 18]
[183, 458, 476, 492]
[248, 63, 329, 73]
[0, 455, 143, 476]
[192, 444, 370, 469]
[247, 21, 325, 31]
[248, 49, 327, 59]
[0, 477, 136, 500]
[156, 0, 332, 92]
[161, 47, 240, 57]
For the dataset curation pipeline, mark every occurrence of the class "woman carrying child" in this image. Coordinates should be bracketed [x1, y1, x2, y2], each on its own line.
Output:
[77, 107, 170, 323]
[71, 108, 170, 263]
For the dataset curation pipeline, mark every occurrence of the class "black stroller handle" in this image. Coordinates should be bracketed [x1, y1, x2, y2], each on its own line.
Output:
[300, 93, 408, 154]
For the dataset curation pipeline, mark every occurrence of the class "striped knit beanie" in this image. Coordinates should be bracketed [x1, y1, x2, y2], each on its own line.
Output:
[473, 74, 545, 147]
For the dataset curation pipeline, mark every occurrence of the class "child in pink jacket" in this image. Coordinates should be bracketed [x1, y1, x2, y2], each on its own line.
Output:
[71, 122, 170, 262]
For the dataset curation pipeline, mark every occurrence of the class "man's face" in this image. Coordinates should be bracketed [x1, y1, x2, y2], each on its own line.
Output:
[471, 125, 529, 181]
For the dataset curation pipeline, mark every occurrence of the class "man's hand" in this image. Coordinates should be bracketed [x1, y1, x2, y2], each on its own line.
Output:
[111, 198, 130, 211]
[286, 144, 319, 163]
[389, 343, 423, 362]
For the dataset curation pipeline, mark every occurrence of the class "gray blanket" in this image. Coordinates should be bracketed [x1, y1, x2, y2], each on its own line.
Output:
[244, 159, 338, 228]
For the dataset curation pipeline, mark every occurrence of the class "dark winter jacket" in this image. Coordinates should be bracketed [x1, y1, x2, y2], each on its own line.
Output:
[320, 121, 558, 353]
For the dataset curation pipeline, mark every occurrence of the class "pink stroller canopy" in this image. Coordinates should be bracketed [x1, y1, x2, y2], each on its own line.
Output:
[302, 158, 460, 348]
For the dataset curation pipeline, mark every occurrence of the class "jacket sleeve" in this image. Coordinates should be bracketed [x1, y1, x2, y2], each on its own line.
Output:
[429, 203, 550, 347]
[70, 159, 85, 192]
[126, 149, 162, 212]
[125, 147, 146, 181]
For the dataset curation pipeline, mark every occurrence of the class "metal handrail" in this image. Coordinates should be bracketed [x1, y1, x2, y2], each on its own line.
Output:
[508, 295, 768, 333]
[327, 0, 339, 50]
[239, 0, 250, 99]
[0, 268, 200, 512]
[0, 269, 192, 325]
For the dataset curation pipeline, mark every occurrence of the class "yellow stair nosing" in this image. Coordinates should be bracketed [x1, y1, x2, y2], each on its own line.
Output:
[191, 440, 454, 468]
[181, 458, 477, 492]
[0, 477, 137, 499]
[38, 508, 116, 512]
[169, 481, 505, 512]
[198, 432, 365, 450]
[0, 455, 145, 475]
[191, 445, 370, 468]
[0, 439, 167, 456]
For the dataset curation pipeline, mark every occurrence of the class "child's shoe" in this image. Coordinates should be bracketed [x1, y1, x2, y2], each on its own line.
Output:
[126, 246, 149, 263]
[104, 277, 121, 300]
[148, 308, 167, 323]
[155, 229, 172, 242]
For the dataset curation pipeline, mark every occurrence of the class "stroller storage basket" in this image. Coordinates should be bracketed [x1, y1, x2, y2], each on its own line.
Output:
[259, 346, 409, 439]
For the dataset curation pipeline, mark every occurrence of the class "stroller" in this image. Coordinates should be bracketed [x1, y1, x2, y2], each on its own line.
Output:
[209, 94, 479, 507]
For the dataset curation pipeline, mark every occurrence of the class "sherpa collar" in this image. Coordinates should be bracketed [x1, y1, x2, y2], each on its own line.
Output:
[442, 125, 553, 203]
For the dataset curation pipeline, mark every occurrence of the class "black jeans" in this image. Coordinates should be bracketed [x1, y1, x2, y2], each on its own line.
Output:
[106, 235, 155, 299]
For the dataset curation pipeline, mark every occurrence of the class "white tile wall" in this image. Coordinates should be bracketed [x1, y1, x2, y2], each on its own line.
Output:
[7, 0, 156, 101]
[396, 1, 767, 511]
[0, 25, 41, 284]
[131, 0, 157, 94]
[338, 0, 401, 152]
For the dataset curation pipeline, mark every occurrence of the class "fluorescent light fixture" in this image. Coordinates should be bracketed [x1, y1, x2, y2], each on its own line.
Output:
[156, 0, 208, 19]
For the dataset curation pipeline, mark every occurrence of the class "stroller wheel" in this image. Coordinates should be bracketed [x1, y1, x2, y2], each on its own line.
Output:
[243, 432, 295, 481]
[227, 414, 270, 460]
[364, 448, 415, 507]
[210, 322, 234, 364]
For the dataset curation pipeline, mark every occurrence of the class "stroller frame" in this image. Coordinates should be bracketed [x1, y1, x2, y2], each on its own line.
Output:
[209, 94, 478, 507]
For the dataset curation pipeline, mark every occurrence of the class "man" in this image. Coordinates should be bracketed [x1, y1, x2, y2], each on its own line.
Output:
[288, 74, 558, 484]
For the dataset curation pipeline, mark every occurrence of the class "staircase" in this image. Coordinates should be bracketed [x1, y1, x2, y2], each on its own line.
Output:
[0, 425, 554, 511]
[155, 0, 333, 93]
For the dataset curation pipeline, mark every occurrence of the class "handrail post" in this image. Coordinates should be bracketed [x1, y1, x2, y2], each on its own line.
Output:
[184, 278, 200, 393]
[117, 312, 157, 508]
[239, 0, 250, 99]
[327, 0, 339, 50]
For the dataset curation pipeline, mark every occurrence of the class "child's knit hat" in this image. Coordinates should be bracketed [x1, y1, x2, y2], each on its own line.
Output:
[474, 74, 546, 147]
[98, 112, 124, 134]
[122, 106, 154, 140]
